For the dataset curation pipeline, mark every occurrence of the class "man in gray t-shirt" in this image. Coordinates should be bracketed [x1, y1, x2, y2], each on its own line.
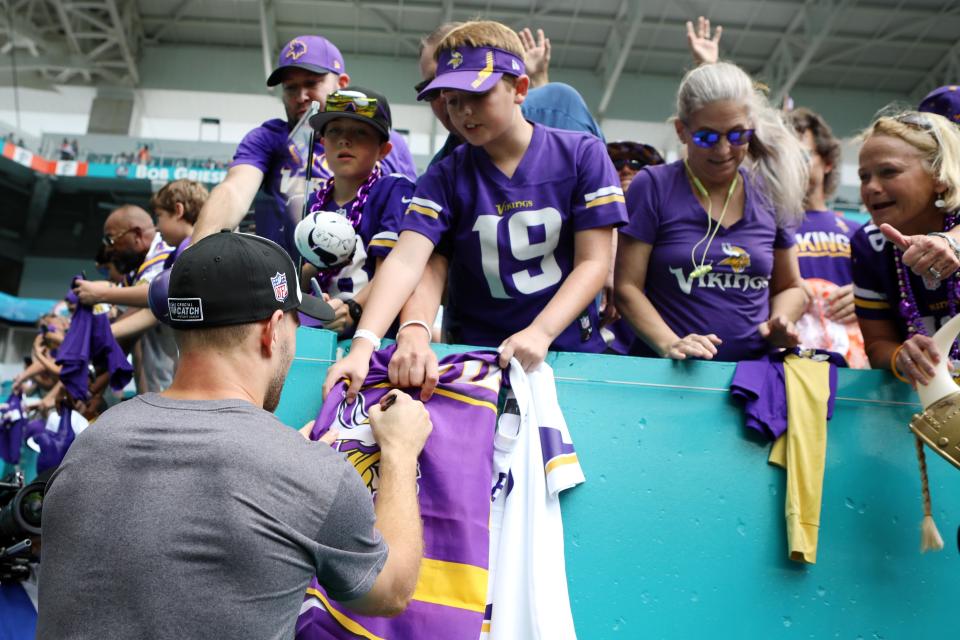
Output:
[37, 232, 432, 639]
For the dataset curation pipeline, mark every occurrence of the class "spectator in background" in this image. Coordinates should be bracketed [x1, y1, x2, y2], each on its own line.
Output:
[787, 108, 867, 367]
[918, 85, 960, 126]
[137, 144, 151, 165]
[606, 141, 666, 194]
[59, 138, 76, 161]
[603, 141, 666, 354]
[74, 205, 175, 392]
[614, 61, 809, 361]
[853, 111, 960, 385]
[110, 179, 207, 346]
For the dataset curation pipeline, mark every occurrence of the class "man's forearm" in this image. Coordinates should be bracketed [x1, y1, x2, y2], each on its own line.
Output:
[112, 308, 159, 342]
[101, 284, 150, 308]
[193, 165, 264, 243]
[371, 452, 424, 604]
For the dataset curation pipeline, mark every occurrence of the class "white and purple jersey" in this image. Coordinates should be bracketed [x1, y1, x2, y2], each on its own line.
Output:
[401, 123, 627, 352]
[308, 174, 413, 299]
[852, 222, 952, 336]
[620, 160, 795, 361]
[795, 210, 857, 285]
[231, 118, 416, 258]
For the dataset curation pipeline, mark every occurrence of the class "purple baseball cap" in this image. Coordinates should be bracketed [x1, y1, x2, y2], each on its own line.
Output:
[267, 35, 345, 86]
[416, 45, 525, 101]
[918, 85, 960, 124]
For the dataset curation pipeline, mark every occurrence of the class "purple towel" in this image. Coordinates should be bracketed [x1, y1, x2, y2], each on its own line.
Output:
[56, 304, 133, 400]
[35, 404, 76, 473]
[1, 393, 26, 465]
[730, 348, 843, 440]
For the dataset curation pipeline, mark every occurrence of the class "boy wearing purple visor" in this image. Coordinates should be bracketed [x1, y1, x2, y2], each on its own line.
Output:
[323, 20, 627, 402]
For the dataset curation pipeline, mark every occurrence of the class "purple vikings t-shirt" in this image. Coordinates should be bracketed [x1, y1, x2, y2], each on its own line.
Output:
[852, 222, 952, 337]
[795, 210, 857, 285]
[231, 118, 417, 258]
[620, 160, 795, 361]
[402, 123, 627, 352]
[308, 174, 413, 298]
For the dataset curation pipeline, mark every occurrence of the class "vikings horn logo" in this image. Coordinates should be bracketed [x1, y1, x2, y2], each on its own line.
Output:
[448, 50, 463, 69]
[717, 243, 751, 273]
[285, 39, 308, 60]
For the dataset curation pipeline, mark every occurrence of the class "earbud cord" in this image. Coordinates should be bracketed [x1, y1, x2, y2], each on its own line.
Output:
[684, 159, 740, 278]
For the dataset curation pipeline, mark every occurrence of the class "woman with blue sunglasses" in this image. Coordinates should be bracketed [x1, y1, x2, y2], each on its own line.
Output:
[614, 61, 809, 361]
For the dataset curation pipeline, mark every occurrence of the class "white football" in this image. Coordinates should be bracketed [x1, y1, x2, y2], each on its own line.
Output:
[294, 210, 358, 269]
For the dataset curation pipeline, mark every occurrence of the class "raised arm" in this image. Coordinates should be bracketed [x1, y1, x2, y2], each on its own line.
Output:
[686, 16, 722, 65]
[192, 164, 265, 242]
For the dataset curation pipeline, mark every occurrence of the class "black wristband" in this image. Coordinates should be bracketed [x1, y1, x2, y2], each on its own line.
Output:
[345, 299, 363, 324]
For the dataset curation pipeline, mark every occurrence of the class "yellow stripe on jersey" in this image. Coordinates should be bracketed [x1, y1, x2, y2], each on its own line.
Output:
[304, 588, 386, 640]
[368, 238, 396, 248]
[412, 558, 488, 613]
[471, 51, 495, 89]
[796, 250, 851, 258]
[136, 253, 170, 276]
[545, 452, 580, 475]
[406, 203, 440, 219]
[363, 383, 497, 414]
[430, 388, 498, 414]
[481, 622, 491, 633]
[585, 193, 626, 208]
[854, 298, 890, 310]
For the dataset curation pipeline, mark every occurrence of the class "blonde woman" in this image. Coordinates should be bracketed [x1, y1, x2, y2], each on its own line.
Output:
[853, 111, 960, 385]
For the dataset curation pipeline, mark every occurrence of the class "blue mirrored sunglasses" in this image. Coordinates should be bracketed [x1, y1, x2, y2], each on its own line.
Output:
[691, 128, 754, 148]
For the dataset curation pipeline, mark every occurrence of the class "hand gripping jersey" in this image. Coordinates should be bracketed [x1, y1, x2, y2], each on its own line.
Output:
[402, 123, 627, 352]
[297, 347, 502, 640]
[55, 304, 133, 401]
[483, 360, 584, 640]
[307, 174, 414, 301]
[231, 119, 417, 259]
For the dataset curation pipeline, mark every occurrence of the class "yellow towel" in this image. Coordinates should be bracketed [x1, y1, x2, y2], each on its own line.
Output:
[768, 354, 830, 564]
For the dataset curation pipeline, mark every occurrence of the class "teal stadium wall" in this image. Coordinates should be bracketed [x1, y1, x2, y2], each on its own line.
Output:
[277, 328, 958, 639]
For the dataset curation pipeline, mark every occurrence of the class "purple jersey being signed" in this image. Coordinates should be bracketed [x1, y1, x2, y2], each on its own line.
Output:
[795, 210, 857, 285]
[852, 222, 952, 337]
[308, 174, 413, 299]
[402, 123, 627, 352]
[620, 160, 794, 361]
[231, 118, 416, 258]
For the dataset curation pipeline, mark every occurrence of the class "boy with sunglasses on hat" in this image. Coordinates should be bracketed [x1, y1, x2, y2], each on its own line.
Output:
[191, 35, 416, 262]
[324, 20, 627, 401]
[299, 87, 415, 337]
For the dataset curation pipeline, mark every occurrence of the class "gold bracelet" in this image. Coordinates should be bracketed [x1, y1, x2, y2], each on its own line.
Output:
[890, 344, 910, 384]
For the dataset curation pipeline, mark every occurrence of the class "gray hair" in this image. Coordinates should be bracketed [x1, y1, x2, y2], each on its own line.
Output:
[676, 62, 808, 226]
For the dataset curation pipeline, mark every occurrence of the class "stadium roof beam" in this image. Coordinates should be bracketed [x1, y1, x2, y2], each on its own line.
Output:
[760, 0, 853, 106]
[144, 0, 194, 45]
[908, 39, 960, 102]
[103, 0, 140, 85]
[259, 0, 278, 86]
[597, 0, 643, 120]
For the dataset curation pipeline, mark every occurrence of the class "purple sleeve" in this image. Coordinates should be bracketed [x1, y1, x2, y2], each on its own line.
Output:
[851, 225, 893, 321]
[230, 122, 279, 174]
[570, 136, 628, 231]
[367, 177, 414, 260]
[774, 223, 796, 249]
[618, 167, 661, 244]
[399, 163, 452, 247]
[382, 131, 418, 180]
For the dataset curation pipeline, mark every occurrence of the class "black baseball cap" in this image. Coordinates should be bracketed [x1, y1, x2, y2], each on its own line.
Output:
[166, 231, 334, 328]
[309, 87, 392, 141]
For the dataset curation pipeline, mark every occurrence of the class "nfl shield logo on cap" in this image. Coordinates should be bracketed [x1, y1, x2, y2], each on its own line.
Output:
[271, 272, 288, 303]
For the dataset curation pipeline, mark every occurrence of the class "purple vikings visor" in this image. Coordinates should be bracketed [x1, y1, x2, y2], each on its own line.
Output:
[267, 35, 345, 86]
[417, 46, 525, 101]
[918, 85, 960, 124]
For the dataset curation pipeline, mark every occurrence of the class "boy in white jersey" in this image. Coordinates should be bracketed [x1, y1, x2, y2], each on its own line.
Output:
[324, 20, 627, 401]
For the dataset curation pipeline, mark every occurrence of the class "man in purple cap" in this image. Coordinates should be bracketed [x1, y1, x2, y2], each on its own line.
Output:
[193, 35, 417, 259]
[919, 85, 960, 125]
[37, 231, 432, 639]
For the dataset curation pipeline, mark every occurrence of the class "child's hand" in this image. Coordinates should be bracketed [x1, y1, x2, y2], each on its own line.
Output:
[498, 325, 552, 371]
[73, 279, 111, 305]
[389, 325, 439, 401]
[322, 347, 372, 403]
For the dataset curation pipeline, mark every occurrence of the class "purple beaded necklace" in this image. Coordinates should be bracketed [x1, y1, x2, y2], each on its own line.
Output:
[309, 164, 382, 228]
[895, 211, 960, 361]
